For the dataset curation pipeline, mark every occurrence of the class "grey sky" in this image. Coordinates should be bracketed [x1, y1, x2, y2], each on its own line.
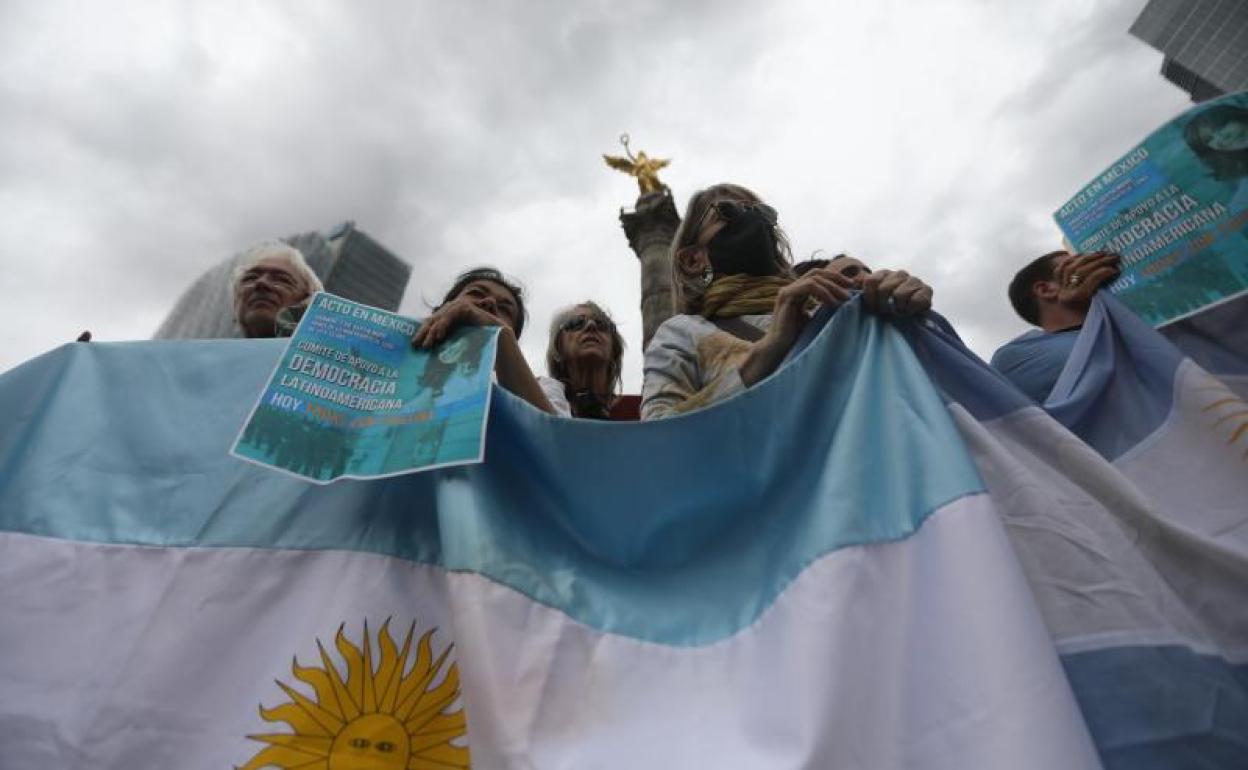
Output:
[1, 0, 1189, 390]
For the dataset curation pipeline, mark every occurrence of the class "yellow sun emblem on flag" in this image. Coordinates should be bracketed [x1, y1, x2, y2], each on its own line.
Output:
[1199, 378, 1248, 459]
[239, 619, 470, 770]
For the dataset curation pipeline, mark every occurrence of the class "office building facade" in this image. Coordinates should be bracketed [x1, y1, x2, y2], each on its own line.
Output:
[155, 222, 411, 339]
[1130, 0, 1248, 102]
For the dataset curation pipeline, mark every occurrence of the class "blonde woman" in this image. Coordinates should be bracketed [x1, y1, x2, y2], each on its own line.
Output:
[540, 301, 626, 419]
[641, 183, 933, 420]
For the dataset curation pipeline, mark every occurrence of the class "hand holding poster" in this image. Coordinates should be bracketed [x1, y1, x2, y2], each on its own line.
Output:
[1054, 91, 1248, 327]
[231, 292, 500, 482]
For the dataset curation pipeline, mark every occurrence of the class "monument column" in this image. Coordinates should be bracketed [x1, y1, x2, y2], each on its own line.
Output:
[604, 134, 680, 350]
[620, 191, 679, 349]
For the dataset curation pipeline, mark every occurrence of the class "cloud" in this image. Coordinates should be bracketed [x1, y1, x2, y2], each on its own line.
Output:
[0, 0, 1196, 393]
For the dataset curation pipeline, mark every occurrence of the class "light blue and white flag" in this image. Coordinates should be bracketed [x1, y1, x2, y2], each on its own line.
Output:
[1162, 292, 1248, 399]
[909, 293, 1248, 769]
[0, 304, 1098, 769]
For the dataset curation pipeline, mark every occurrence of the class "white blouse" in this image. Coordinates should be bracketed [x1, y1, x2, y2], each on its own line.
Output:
[536, 375, 573, 417]
[640, 313, 772, 420]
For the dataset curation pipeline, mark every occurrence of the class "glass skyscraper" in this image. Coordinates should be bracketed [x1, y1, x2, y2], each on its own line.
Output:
[155, 221, 411, 339]
[1130, 0, 1248, 102]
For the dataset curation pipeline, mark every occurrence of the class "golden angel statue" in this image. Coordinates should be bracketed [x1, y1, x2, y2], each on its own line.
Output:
[604, 134, 671, 195]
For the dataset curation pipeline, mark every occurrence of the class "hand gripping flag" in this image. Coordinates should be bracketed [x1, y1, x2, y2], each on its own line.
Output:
[908, 294, 1248, 770]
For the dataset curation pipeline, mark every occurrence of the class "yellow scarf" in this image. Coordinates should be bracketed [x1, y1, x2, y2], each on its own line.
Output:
[700, 274, 792, 319]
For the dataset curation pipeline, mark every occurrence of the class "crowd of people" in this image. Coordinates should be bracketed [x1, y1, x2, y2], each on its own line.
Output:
[227, 181, 1123, 419]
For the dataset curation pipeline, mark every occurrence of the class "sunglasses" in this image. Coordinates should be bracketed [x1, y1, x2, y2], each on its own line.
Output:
[696, 199, 779, 237]
[560, 314, 615, 334]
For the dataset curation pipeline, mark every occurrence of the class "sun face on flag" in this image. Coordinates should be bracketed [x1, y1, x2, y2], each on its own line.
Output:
[239, 620, 470, 770]
[1198, 376, 1248, 459]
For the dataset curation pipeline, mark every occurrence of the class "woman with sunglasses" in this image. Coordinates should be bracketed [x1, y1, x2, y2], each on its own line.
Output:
[412, 266, 557, 414]
[641, 183, 933, 420]
[540, 301, 626, 419]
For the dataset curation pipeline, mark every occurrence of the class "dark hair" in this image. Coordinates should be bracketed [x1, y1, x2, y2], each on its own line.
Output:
[792, 253, 852, 277]
[439, 267, 528, 338]
[1183, 104, 1248, 182]
[793, 258, 829, 276]
[1008, 251, 1065, 326]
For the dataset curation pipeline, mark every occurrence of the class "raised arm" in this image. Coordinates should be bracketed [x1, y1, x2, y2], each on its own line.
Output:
[493, 327, 557, 414]
[413, 297, 557, 415]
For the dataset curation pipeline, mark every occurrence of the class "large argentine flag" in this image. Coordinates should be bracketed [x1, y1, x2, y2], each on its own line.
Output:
[1162, 293, 1248, 400]
[0, 302, 1099, 769]
[909, 294, 1248, 770]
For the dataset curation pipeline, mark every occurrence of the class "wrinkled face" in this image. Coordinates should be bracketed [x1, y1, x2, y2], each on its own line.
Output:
[328, 714, 409, 770]
[559, 305, 615, 366]
[1205, 119, 1248, 152]
[234, 255, 309, 338]
[456, 279, 520, 333]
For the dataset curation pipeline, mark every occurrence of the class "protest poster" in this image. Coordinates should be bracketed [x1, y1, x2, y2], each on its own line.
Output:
[231, 292, 500, 482]
[1054, 91, 1248, 327]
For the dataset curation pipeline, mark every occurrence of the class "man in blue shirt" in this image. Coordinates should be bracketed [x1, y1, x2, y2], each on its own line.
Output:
[991, 250, 1120, 403]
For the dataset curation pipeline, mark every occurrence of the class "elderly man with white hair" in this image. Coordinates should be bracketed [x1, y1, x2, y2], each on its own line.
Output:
[231, 241, 324, 338]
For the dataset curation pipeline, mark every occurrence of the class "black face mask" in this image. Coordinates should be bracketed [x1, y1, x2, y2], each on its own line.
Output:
[706, 206, 780, 278]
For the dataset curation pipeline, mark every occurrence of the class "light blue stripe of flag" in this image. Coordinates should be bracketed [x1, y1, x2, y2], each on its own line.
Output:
[0, 300, 983, 646]
[1044, 294, 1184, 460]
[899, 294, 1248, 769]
